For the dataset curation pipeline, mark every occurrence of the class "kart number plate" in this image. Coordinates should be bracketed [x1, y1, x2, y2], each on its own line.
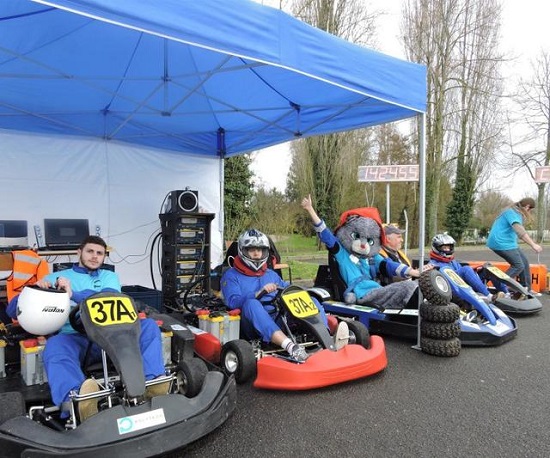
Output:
[442, 268, 469, 288]
[486, 265, 507, 280]
[282, 291, 319, 318]
[85, 296, 138, 326]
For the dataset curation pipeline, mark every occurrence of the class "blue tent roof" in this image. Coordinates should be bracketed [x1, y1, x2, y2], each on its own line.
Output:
[0, 0, 426, 157]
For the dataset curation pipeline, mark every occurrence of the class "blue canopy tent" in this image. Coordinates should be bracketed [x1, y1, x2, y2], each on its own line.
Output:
[0, 0, 428, 288]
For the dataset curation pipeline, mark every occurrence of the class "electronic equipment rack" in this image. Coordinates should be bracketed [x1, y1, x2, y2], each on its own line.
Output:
[159, 212, 215, 309]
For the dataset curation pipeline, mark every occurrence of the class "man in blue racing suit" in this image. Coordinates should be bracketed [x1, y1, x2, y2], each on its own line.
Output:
[8, 235, 167, 421]
[221, 229, 346, 362]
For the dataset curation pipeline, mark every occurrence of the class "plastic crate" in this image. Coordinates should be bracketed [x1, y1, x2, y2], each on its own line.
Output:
[122, 285, 163, 312]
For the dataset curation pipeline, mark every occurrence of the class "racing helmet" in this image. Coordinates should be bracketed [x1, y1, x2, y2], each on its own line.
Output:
[16, 285, 70, 335]
[432, 233, 456, 258]
[237, 229, 270, 271]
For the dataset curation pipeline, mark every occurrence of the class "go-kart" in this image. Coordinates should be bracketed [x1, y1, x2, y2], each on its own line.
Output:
[436, 265, 518, 345]
[474, 262, 543, 315]
[0, 291, 236, 457]
[314, 258, 517, 347]
[169, 285, 387, 391]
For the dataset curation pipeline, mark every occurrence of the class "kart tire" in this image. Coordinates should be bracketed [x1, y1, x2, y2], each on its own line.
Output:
[420, 336, 461, 357]
[176, 358, 208, 398]
[421, 321, 461, 339]
[346, 320, 371, 349]
[419, 302, 460, 323]
[221, 339, 257, 384]
[419, 270, 452, 305]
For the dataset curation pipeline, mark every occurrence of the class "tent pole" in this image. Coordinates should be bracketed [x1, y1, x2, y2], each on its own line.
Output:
[414, 112, 427, 350]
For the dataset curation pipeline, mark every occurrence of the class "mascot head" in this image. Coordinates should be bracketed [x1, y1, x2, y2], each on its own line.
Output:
[335, 208, 386, 259]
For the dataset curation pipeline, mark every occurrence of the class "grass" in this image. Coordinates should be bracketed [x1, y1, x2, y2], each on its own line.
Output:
[272, 234, 326, 281]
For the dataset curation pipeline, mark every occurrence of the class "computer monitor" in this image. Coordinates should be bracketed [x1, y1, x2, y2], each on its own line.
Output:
[0, 220, 28, 250]
[44, 219, 90, 249]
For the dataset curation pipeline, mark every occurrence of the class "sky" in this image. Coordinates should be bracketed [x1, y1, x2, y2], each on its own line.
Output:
[251, 0, 550, 201]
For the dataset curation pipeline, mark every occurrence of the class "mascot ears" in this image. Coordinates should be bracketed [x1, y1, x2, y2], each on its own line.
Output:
[336, 207, 386, 246]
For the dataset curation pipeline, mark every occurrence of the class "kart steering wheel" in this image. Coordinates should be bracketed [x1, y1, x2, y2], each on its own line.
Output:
[69, 303, 86, 335]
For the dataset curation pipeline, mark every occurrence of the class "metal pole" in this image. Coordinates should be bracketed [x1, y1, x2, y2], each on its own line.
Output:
[414, 113, 427, 350]
[403, 209, 409, 255]
[386, 182, 391, 224]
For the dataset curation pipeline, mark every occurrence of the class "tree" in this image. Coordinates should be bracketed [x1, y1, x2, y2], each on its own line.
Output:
[473, 190, 512, 235]
[287, 0, 379, 231]
[402, 0, 504, 242]
[509, 51, 550, 242]
[224, 155, 255, 241]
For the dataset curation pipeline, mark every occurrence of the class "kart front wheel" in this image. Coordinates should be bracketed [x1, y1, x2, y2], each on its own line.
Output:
[346, 320, 371, 349]
[419, 270, 452, 305]
[221, 340, 257, 384]
[176, 358, 208, 398]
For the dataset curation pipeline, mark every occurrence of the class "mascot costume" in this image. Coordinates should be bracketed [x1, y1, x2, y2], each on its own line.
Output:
[302, 196, 422, 310]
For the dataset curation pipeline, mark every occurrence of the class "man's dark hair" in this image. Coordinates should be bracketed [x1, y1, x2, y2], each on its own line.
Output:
[79, 235, 107, 250]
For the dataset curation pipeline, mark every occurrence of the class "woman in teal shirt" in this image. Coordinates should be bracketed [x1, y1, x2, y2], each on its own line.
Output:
[486, 197, 542, 294]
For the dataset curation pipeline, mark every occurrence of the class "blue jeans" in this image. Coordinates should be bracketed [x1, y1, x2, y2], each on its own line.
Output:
[492, 248, 531, 289]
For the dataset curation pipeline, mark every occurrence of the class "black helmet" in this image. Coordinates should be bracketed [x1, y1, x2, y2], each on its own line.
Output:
[432, 233, 456, 258]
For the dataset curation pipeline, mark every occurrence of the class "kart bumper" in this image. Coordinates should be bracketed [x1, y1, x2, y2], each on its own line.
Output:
[459, 314, 518, 346]
[495, 297, 543, 315]
[253, 336, 387, 390]
[0, 371, 236, 457]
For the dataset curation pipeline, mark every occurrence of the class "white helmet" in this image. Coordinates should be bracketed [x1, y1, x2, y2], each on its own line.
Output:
[432, 233, 456, 258]
[17, 286, 70, 335]
[237, 229, 270, 271]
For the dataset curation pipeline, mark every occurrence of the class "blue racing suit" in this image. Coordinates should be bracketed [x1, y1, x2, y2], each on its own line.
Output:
[8, 264, 165, 408]
[221, 265, 328, 343]
[429, 253, 507, 295]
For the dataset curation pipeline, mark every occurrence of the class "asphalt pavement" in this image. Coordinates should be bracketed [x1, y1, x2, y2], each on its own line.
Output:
[170, 247, 550, 458]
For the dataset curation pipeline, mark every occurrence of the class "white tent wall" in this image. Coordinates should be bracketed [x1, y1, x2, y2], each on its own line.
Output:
[0, 129, 223, 288]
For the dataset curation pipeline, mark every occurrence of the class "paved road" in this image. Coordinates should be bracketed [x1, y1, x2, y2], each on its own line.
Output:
[170, 248, 550, 458]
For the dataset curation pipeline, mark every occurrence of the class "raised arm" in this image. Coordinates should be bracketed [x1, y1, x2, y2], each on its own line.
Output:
[301, 194, 322, 225]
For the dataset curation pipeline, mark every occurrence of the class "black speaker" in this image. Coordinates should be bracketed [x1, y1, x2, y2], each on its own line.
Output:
[167, 189, 199, 213]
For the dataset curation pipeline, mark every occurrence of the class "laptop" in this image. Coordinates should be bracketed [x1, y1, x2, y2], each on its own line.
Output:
[0, 220, 28, 251]
[41, 219, 90, 251]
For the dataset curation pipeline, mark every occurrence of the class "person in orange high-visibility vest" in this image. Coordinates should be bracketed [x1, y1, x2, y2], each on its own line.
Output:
[6, 249, 50, 302]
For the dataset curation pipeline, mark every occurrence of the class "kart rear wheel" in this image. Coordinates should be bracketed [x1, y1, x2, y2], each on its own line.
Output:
[421, 321, 461, 339]
[346, 320, 371, 349]
[419, 302, 460, 323]
[221, 340, 257, 384]
[420, 336, 461, 357]
[176, 358, 208, 398]
[419, 270, 452, 305]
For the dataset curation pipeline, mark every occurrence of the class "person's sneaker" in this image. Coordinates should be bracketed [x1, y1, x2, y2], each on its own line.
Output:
[288, 344, 309, 363]
[334, 321, 349, 350]
[464, 310, 478, 322]
[529, 289, 543, 297]
[145, 378, 171, 399]
[492, 291, 506, 302]
[78, 378, 99, 422]
[481, 294, 492, 304]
